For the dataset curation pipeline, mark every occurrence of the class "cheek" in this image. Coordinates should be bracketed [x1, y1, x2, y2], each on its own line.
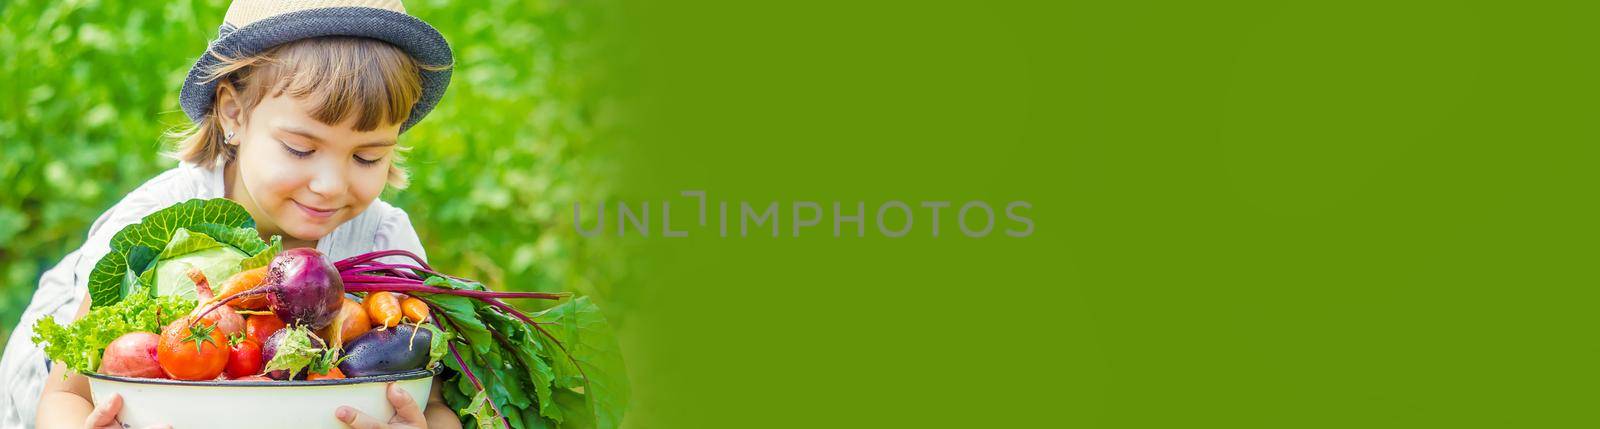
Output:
[238, 142, 310, 202]
[347, 164, 389, 207]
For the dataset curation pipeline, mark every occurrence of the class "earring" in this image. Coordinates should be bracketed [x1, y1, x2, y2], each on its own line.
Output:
[224, 130, 236, 144]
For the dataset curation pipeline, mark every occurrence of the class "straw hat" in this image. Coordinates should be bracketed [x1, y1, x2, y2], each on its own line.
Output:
[178, 0, 453, 133]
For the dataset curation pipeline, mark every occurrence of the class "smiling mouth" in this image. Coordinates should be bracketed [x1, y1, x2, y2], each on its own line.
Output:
[293, 200, 340, 219]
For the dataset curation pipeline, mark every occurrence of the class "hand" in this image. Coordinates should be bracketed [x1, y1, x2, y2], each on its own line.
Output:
[336, 383, 428, 429]
[84, 393, 171, 429]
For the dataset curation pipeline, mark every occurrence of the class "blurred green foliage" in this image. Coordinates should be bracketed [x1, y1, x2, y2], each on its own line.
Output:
[0, 0, 626, 353]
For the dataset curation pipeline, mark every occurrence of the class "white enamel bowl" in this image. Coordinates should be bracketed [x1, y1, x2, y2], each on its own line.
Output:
[85, 366, 437, 429]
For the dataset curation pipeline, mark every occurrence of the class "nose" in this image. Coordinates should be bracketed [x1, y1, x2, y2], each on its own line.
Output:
[307, 163, 347, 198]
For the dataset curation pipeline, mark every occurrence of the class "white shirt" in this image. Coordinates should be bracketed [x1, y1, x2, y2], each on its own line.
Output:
[0, 160, 427, 428]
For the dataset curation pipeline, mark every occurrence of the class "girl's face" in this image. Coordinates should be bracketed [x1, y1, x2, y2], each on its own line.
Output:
[225, 92, 401, 242]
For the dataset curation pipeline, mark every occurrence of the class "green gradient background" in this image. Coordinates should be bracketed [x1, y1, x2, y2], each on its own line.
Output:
[608, 1, 1598, 427]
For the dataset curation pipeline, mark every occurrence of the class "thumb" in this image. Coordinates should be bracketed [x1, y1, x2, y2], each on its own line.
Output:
[387, 382, 427, 424]
[335, 405, 386, 429]
[85, 393, 122, 427]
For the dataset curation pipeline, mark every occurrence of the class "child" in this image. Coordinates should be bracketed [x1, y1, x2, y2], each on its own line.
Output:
[0, 1, 462, 428]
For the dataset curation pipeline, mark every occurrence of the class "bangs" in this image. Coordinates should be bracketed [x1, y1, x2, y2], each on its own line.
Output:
[178, 36, 430, 187]
[245, 36, 423, 131]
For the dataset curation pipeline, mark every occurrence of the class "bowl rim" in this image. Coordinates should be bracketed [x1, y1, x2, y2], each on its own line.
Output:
[84, 364, 440, 387]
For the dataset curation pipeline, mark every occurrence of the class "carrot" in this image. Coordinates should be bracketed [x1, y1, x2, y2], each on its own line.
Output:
[364, 291, 402, 328]
[216, 267, 270, 310]
[319, 298, 371, 346]
[307, 367, 345, 380]
[401, 297, 429, 323]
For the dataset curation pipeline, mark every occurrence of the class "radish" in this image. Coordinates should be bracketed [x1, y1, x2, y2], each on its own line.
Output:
[98, 332, 164, 378]
[192, 248, 344, 330]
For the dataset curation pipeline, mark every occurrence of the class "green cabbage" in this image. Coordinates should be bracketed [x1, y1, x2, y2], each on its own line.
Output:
[88, 199, 280, 308]
[148, 228, 252, 299]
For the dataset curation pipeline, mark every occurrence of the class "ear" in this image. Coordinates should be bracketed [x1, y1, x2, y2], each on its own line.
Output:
[215, 81, 245, 136]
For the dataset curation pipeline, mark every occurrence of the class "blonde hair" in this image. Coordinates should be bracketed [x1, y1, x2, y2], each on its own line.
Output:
[171, 36, 439, 188]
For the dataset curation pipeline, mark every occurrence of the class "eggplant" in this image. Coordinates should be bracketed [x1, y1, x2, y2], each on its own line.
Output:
[338, 324, 431, 377]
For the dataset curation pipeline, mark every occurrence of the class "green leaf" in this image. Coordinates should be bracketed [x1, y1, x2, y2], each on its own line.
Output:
[111, 199, 255, 254]
[552, 388, 598, 429]
[32, 287, 195, 374]
[532, 297, 629, 429]
[240, 235, 282, 271]
[151, 245, 247, 299]
[487, 311, 561, 422]
[89, 251, 129, 308]
[122, 245, 158, 299]
[187, 223, 273, 255]
[442, 344, 504, 428]
[425, 275, 489, 291]
[308, 347, 344, 376]
[157, 227, 225, 259]
[419, 293, 494, 355]
[460, 390, 502, 429]
[88, 199, 255, 308]
[262, 326, 321, 378]
[420, 321, 453, 366]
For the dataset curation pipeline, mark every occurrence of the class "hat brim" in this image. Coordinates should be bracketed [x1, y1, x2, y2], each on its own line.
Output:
[179, 7, 453, 133]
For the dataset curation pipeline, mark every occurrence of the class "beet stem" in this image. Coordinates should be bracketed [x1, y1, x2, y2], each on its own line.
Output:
[340, 267, 421, 281]
[335, 250, 434, 272]
[436, 310, 512, 429]
[187, 286, 270, 328]
[344, 283, 568, 300]
[341, 263, 435, 280]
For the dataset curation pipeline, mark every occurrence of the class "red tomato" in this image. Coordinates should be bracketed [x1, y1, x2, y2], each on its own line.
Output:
[224, 335, 264, 379]
[245, 313, 286, 345]
[157, 317, 229, 381]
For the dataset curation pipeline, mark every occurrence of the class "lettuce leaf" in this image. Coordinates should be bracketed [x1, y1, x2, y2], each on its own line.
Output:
[31, 288, 195, 374]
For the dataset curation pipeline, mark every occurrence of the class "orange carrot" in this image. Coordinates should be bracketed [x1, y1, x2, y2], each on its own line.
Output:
[401, 297, 430, 323]
[319, 298, 372, 346]
[307, 367, 345, 380]
[364, 291, 402, 328]
[216, 267, 270, 310]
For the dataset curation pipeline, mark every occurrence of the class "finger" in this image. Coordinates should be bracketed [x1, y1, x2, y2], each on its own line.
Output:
[335, 406, 385, 429]
[387, 382, 427, 424]
[85, 393, 122, 427]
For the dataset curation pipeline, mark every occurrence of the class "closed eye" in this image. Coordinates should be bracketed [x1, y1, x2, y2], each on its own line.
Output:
[281, 142, 313, 158]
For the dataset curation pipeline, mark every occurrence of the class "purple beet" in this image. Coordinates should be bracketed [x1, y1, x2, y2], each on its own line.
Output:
[194, 248, 345, 330]
[260, 327, 327, 380]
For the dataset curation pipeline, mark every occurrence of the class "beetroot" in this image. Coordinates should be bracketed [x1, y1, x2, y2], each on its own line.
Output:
[98, 332, 163, 378]
[260, 327, 327, 380]
[194, 248, 344, 331]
